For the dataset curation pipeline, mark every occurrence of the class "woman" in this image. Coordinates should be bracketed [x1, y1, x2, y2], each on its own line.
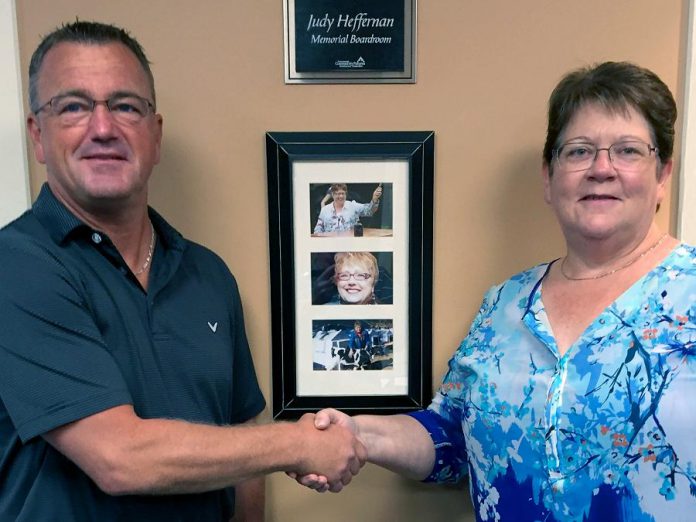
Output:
[334, 321, 373, 370]
[313, 183, 382, 235]
[331, 252, 380, 305]
[296, 62, 696, 520]
[347, 321, 372, 370]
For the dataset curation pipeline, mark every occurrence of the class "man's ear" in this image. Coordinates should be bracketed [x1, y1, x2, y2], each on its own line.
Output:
[152, 113, 163, 165]
[27, 114, 47, 164]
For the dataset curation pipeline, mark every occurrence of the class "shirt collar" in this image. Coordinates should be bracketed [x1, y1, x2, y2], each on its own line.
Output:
[32, 183, 88, 245]
[32, 182, 185, 252]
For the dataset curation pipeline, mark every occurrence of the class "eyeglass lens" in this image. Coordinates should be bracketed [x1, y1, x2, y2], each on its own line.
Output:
[337, 272, 371, 281]
[43, 94, 152, 126]
[555, 141, 654, 171]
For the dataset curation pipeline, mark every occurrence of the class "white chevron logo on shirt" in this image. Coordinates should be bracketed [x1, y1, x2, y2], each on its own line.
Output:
[208, 321, 218, 333]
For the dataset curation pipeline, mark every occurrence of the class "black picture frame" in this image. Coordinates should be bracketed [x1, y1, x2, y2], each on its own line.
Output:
[266, 131, 433, 419]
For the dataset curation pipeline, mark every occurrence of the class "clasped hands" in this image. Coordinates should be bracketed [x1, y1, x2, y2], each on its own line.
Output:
[289, 409, 361, 493]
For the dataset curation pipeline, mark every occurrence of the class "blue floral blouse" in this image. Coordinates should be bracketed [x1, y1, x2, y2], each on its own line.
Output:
[410, 244, 696, 522]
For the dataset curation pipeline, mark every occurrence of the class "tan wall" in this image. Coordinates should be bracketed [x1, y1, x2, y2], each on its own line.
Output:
[16, 1, 686, 520]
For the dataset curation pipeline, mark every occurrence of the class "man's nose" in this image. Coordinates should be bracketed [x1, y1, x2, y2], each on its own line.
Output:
[85, 103, 118, 137]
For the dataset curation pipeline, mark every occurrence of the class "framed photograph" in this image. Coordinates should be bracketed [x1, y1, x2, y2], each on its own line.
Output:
[283, 0, 417, 84]
[266, 131, 433, 419]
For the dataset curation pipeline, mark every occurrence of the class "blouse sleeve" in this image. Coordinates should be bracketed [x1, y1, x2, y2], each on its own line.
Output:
[405, 285, 502, 483]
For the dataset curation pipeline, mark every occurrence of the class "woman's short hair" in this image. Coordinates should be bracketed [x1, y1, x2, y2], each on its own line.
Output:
[543, 62, 676, 169]
[330, 183, 348, 194]
[333, 252, 379, 283]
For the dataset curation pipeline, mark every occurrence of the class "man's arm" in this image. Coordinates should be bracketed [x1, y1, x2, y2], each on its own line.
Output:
[231, 416, 265, 522]
[43, 404, 365, 496]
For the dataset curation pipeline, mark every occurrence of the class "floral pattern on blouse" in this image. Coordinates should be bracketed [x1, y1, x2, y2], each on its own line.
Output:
[410, 244, 696, 522]
[313, 200, 378, 233]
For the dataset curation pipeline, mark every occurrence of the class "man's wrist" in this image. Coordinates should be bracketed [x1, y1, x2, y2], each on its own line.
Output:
[264, 421, 305, 473]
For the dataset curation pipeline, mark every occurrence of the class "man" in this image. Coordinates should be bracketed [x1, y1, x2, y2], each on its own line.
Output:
[313, 183, 382, 234]
[0, 21, 364, 521]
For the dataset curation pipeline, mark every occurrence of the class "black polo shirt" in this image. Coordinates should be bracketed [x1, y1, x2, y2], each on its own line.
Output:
[0, 184, 265, 521]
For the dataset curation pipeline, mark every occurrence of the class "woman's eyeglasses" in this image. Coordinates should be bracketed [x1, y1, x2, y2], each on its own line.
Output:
[336, 272, 372, 282]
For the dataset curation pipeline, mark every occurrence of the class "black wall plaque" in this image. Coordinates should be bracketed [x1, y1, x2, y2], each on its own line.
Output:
[284, 0, 416, 83]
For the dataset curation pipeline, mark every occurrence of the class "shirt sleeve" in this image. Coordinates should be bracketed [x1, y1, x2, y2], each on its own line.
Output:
[406, 286, 501, 483]
[353, 200, 378, 218]
[406, 409, 468, 483]
[0, 234, 132, 442]
[225, 273, 266, 424]
[313, 205, 331, 234]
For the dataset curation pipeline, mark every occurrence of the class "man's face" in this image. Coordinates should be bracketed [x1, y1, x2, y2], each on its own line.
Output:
[28, 42, 162, 216]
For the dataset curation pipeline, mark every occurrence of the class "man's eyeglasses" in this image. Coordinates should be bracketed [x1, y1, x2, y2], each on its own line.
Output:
[34, 93, 155, 126]
[552, 140, 658, 173]
[336, 272, 372, 282]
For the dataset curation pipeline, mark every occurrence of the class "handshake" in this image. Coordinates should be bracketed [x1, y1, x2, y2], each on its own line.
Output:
[285, 407, 433, 492]
[288, 408, 364, 493]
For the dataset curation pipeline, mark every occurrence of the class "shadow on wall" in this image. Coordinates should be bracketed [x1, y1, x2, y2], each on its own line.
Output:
[494, 147, 563, 272]
[265, 466, 472, 522]
[148, 132, 223, 239]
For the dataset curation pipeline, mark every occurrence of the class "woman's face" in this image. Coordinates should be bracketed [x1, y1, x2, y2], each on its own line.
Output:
[335, 261, 375, 304]
[332, 189, 347, 205]
[543, 103, 672, 245]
